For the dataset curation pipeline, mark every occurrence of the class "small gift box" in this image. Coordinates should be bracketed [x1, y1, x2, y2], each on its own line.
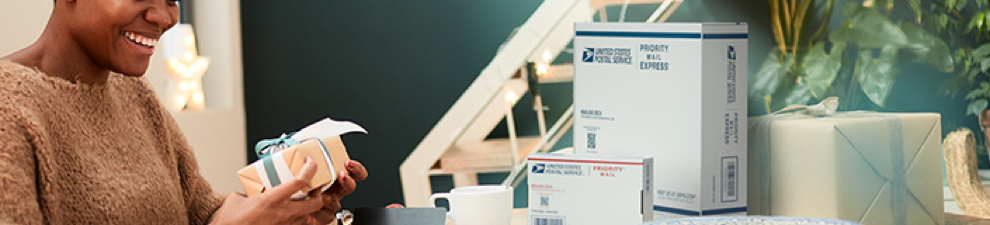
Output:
[237, 118, 367, 199]
[748, 98, 943, 224]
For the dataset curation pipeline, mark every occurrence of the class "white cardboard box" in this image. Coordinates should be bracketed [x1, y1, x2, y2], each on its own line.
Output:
[573, 22, 748, 219]
[527, 153, 653, 225]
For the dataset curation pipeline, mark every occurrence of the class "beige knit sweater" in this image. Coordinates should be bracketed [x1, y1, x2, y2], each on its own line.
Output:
[0, 60, 222, 224]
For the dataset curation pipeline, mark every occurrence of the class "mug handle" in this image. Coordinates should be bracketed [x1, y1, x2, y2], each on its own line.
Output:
[429, 192, 455, 223]
[428, 193, 451, 210]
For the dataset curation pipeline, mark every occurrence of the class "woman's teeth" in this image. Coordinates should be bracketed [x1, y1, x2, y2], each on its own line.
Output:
[124, 31, 158, 47]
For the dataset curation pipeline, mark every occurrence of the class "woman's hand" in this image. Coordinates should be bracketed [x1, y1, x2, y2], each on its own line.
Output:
[211, 158, 325, 225]
[304, 160, 369, 224]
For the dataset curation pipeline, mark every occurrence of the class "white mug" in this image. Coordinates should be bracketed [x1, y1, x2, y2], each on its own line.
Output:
[429, 185, 513, 225]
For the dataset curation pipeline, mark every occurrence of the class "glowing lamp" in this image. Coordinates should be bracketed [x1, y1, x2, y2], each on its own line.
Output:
[161, 24, 209, 111]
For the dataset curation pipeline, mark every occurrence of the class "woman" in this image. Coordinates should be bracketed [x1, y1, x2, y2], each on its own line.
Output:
[0, 0, 367, 224]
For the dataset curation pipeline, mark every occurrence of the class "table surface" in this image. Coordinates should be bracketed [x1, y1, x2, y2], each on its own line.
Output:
[509, 210, 990, 225]
[502, 199, 990, 225]
[497, 178, 990, 225]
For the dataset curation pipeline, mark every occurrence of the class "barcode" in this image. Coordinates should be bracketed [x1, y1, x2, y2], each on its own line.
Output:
[726, 162, 736, 196]
[586, 133, 596, 149]
[533, 217, 564, 225]
[540, 196, 550, 206]
[721, 156, 738, 202]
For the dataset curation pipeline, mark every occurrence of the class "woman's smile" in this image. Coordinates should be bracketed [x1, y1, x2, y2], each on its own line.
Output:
[122, 30, 159, 56]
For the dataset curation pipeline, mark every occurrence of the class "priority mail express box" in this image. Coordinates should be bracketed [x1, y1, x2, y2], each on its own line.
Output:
[528, 153, 653, 225]
[573, 23, 748, 219]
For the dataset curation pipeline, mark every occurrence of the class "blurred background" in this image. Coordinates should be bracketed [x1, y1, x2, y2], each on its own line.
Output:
[1, 0, 986, 209]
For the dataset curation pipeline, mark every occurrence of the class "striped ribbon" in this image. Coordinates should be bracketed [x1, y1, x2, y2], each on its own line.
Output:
[253, 137, 334, 190]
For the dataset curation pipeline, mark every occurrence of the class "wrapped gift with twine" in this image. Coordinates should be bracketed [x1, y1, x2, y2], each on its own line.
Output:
[748, 97, 943, 225]
[237, 118, 367, 199]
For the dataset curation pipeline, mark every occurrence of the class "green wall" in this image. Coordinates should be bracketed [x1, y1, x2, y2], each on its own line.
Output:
[241, 0, 977, 209]
[241, 0, 544, 207]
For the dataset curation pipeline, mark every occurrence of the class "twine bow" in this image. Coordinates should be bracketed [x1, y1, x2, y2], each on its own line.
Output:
[770, 96, 839, 116]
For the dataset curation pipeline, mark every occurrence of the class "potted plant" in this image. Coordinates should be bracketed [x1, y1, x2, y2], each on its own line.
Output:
[932, 0, 990, 146]
[751, 0, 969, 113]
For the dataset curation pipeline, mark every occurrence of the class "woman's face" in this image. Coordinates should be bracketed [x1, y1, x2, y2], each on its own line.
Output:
[68, 0, 179, 76]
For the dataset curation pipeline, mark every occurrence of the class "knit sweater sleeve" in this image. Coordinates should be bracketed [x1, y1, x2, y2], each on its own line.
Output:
[0, 106, 44, 225]
[141, 80, 223, 225]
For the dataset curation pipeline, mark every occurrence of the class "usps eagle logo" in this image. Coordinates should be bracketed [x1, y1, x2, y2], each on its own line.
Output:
[582, 48, 595, 63]
[531, 163, 546, 174]
[727, 45, 737, 60]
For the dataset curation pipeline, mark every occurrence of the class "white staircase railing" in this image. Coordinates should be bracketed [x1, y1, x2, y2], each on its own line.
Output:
[399, 0, 684, 207]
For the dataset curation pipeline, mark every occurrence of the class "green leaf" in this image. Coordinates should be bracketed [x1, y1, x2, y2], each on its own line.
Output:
[986, 11, 990, 30]
[956, 0, 968, 11]
[751, 50, 795, 98]
[785, 82, 814, 106]
[982, 58, 990, 72]
[956, 48, 967, 63]
[900, 22, 955, 72]
[970, 13, 986, 32]
[969, 100, 988, 116]
[829, 3, 909, 48]
[802, 42, 846, 99]
[981, 13, 987, 29]
[909, 0, 922, 21]
[856, 48, 899, 107]
[966, 88, 985, 100]
[975, 44, 990, 58]
[939, 13, 949, 28]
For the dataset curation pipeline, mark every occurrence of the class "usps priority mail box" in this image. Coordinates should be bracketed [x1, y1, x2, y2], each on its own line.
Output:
[528, 153, 653, 225]
[573, 22, 748, 219]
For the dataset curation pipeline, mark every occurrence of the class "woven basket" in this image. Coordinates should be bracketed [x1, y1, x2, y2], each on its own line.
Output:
[944, 128, 990, 218]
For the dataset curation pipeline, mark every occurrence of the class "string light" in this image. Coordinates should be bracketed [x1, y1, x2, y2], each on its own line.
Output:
[505, 90, 518, 104]
[162, 24, 209, 111]
[535, 63, 548, 76]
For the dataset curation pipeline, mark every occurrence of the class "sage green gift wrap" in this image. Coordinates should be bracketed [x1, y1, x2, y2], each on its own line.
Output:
[748, 112, 943, 225]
